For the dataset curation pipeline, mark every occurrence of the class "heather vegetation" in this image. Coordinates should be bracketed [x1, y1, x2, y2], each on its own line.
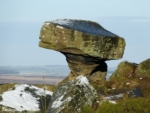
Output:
[82, 75, 150, 113]
[82, 98, 150, 113]
[0, 74, 150, 113]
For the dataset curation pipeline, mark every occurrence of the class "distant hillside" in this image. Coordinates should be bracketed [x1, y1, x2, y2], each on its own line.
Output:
[0, 69, 19, 74]
[0, 66, 116, 76]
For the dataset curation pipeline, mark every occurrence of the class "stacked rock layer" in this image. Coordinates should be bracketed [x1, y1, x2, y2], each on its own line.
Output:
[39, 19, 126, 85]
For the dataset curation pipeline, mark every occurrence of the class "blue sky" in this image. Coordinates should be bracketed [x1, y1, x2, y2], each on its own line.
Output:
[0, 0, 150, 67]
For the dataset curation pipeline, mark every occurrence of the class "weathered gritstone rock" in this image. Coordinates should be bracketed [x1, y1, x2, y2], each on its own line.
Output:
[135, 58, 150, 77]
[110, 61, 138, 79]
[39, 19, 126, 85]
[39, 19, 125, 59]
[109, 61, 138, 88]
[47, 75, 98, 113]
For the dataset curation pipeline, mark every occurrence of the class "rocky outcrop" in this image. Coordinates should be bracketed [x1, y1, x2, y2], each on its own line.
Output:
[109, 61, 138, 88]
[47, 75, 98, 113]
[39, 19, 126, 85]
[110, 59, 150, 81]
[110, 61, 138, 79]
[135, 58, 150, 77]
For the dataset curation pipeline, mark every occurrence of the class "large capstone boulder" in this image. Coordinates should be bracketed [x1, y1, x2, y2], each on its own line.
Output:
[39, 19, 126, 85]
[135, 58, 150, 77]
[47, 75, 98, 113]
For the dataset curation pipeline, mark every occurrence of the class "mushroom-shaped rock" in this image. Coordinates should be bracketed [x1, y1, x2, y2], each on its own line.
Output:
[39, 19, 126, 85]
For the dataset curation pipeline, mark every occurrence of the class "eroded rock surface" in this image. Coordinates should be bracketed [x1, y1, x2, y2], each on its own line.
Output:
[110, 61, 138, 79]
[108, 61, 138, 89]
[135, 58, 150, 77]
[47, 75, 98, 113]
[39, 19, 126, 85]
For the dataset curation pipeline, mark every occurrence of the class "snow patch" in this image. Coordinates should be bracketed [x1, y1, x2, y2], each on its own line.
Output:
[126, 82, 130, 85]
[51, 76, 89, 109]
[48, 19, 118, 37]
[49, 75, 97, 112]
[0, 84, 53, 112]
[56, 25, 64, 29]
[51, 94, 64, 108]
[76, 75, 89, 85]
[51, 94, 72, 109]
[104, 94, 124, 100]
[108, 100, 117, 104]
[140, 77, 142, 80]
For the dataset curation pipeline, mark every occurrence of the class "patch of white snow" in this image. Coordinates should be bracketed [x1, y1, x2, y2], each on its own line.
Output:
[77, 75, 89, 85]
[140, 78, 142, 80]
[56, 25, 64, 29]
[104, 94, 124, 100]
[108, 100, 117, 104]
[126, 82, 130, 85]
[0, 84, 53, 112]
[51, 94, 72, 109]
[48, 19, 118, 37]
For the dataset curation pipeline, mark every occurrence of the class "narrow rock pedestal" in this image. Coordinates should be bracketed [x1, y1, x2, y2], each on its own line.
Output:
[58, 53, 107, 85]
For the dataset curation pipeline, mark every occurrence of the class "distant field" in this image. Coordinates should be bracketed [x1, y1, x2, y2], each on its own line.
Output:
[0, 75, 65, 85]
[0, 66, 115, 85]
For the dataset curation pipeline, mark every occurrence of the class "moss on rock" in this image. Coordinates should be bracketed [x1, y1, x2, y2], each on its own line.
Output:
[135, 58, 150, 77]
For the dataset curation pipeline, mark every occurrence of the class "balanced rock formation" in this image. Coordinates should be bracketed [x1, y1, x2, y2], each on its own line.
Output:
[39, 19, 126, 85]
[47, 75, 98, 113]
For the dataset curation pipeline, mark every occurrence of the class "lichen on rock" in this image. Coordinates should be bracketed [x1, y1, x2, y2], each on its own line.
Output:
[110, 61, 138, 79]
[39, 19, 125, 59]
[47, 75, 98, 113]
[39, 19, 126, 85]
[135, 58, 150, 77]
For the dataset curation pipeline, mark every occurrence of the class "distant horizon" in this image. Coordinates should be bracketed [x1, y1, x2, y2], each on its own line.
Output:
[0, 65, 117, 68]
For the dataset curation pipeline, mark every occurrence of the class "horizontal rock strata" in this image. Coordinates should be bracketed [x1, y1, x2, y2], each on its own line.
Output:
[39, 19, 126, 85]
[39, 19, 125, 60]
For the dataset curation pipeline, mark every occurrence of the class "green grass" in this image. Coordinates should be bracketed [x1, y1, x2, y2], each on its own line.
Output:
[81, 97, 150, 113]
[82, 76, 150, 113]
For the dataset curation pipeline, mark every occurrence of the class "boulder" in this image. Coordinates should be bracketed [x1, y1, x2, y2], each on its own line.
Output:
[109, 61, 138, 88]
[110, 61, 138, 79]
[0, 84, 53, 113]
[128, 87, 143, 98]
[47, 75, 98, 113]
[135, 58, 150, 77]
[39, 19, 126, 85]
